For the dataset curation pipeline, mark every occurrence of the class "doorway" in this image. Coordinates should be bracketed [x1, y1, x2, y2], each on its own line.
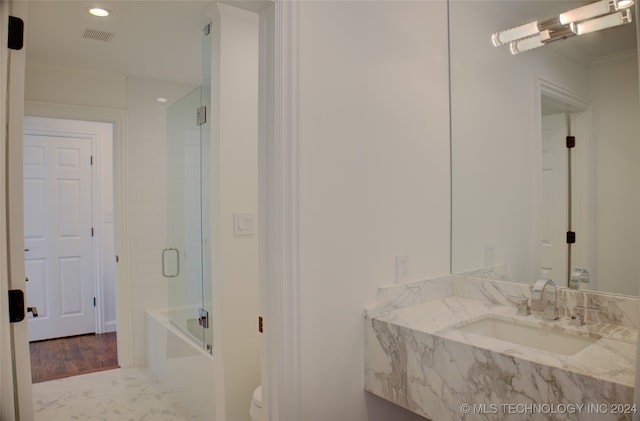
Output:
[536, 80, 594, 289]
[23, 116, 118, 383]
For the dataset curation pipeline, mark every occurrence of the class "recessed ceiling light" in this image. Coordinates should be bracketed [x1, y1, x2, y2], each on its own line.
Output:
[156, 97, 168, 103]
[89, 8, 111, 17]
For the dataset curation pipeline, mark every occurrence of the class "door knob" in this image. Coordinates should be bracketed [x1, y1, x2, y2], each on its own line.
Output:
[27, 306, 38, 317]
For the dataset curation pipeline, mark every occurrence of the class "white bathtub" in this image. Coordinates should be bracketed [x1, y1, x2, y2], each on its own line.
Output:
[145, 309, 216, 420]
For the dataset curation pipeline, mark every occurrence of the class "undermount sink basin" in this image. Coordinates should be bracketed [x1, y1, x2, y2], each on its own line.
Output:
[455, 316, 599, 356]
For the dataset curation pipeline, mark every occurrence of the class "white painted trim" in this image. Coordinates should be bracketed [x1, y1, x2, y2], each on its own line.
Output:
[532, 77, 592, 285]
[104, 320, 117, 333]
[568, 108, 595, 289]
[24, 101, 133, 368]
[6, 1, 35, 418]
[0, 0, 17, 417]
[259, 1, 302, 420]
[206, 6, 227, 421]
[257, 2, 273, 418]
[539, 78, 591, 112]
[635, 6, 640, 408]
[258, 4, 277, 420]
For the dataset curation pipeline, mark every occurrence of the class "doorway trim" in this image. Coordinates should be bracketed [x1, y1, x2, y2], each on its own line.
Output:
[257, 1, 302, 420]
[24, 115, 115, 338]
[25, 101, 133, 368]
[533, 77, 593, 289]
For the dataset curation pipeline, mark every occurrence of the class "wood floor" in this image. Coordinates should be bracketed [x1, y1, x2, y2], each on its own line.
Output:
[29, 332, 119, 384]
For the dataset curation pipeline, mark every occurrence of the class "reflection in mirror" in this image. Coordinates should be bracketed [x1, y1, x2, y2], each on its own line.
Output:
[450, 1, 640, 296]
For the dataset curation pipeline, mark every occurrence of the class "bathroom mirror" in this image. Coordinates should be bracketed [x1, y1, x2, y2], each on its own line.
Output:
[450, 0, 640, 296]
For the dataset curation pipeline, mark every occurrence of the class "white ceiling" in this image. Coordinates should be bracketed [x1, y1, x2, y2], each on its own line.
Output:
[26, 0, 213, 85]
[26, 1, 638, 85]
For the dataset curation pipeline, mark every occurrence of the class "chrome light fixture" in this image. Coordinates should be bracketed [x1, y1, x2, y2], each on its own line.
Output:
[492, 0, 635, 55]
[572, 9, 633, 34]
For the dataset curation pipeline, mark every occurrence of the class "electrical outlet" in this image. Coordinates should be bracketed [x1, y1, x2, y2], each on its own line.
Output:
[395, 255, 409, 284]
[485, 244, 494, 268]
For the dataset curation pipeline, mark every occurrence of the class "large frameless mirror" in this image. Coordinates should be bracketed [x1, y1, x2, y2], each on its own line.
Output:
[450, 0, 640, 296]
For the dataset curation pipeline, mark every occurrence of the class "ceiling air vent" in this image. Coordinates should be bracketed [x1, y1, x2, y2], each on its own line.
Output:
[82, 28, 114, 42]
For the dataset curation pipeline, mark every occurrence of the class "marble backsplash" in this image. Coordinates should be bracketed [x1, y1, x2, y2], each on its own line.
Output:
[366, 275, 640, 329]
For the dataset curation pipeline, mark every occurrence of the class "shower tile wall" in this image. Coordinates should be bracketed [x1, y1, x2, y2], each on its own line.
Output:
[125, 77, 197, 366]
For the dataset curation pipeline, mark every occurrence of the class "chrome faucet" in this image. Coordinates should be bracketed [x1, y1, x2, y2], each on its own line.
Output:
[508, 295, 530, 316]
[569, 269, 590, 290]
[531, 279, 559, 320]
[570, 305, 600, 326]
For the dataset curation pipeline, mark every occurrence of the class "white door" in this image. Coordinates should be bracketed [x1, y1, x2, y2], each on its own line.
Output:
[539, 113, 569, 282]
[24, 134, 95, 341]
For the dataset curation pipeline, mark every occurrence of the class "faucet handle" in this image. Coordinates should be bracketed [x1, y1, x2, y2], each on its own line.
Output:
[570, 305, 600, 326]
[508, 295, 530, 316]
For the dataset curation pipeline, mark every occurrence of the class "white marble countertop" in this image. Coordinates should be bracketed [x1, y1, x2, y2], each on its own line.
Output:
[370, 296, 637, 388]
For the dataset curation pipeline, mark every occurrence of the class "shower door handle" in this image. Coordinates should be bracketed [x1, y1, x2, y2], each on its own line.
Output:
[161, 248, 180, 278]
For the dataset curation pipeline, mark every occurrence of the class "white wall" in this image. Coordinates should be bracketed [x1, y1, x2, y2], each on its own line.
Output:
[298, 2, 450, 420]
[125, 76, 196, 365]
[590, 53, 640, 296]
[209, 4, 261, 421]
[26, 62, 126, 109]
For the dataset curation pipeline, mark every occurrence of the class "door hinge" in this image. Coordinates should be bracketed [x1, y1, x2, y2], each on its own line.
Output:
[258, 316, 264, 333]
[91, 227, 95, 237]
[197, 106, 207, 126]
[198, 308, 209, 328]
[567, 231, 576, 244]
[93, 297, 97, 307]
[8, 290, 25, 323]
[116, 255, 119, 263]
[90, 155, 94, 165]
[8, 16, 24, 51]
[566, 136, 576, 149]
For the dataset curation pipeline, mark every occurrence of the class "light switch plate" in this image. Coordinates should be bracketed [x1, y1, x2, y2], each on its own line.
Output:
[234, 212, 255, 236]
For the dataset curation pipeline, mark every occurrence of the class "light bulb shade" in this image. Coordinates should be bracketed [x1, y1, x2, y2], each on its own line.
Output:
[616, 0, 635, 9]
[559, 0, 610, 24]
[575, 9, 631, 35]
[509, 34, 544, 55]
[492, 21, 539, 46]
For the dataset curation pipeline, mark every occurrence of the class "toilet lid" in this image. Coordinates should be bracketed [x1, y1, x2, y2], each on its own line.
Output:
[252, 386, 263, 408]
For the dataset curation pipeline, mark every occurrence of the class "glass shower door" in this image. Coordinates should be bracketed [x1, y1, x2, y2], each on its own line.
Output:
[165, 86, 206, 348]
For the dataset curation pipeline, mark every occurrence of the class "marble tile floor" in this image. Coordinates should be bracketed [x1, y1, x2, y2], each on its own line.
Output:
[32, 367, 200, 421]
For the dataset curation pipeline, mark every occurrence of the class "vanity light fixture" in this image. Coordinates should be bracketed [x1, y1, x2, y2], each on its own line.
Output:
[573, 9, 633, 35]
[558, 0, 610, 25]
[509, 33, 544, 55]
[509, 24, 577, 54]
[493, 0, 634, 55]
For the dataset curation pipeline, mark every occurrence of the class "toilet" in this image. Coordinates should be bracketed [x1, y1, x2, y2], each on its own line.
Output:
[249, 385, 263, 421]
